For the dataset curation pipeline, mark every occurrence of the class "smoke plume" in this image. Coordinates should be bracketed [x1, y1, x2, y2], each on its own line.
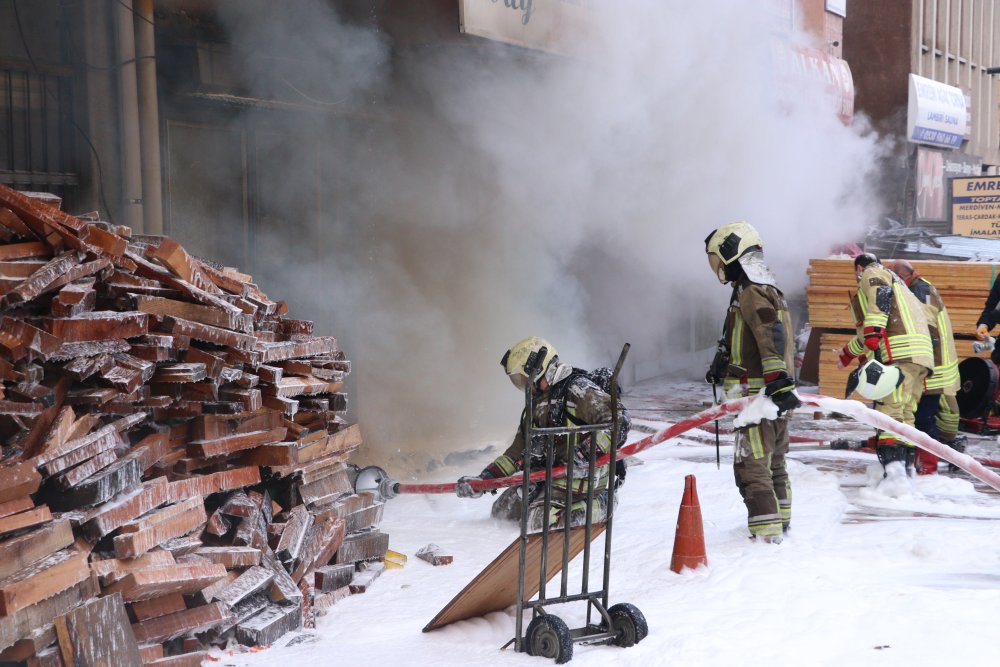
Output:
[203, 1, 886, 476]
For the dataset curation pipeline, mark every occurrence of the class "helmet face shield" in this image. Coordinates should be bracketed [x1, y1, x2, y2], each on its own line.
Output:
[508, 373, 529, 391]
[708, 253, 727, 283]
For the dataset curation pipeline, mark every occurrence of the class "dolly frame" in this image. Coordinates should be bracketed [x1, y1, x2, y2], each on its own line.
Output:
[510, 343, 631, 656]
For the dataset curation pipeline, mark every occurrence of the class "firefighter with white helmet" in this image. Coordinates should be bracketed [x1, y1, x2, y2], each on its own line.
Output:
[837, 253, 934, 485]
[456, 336, 630, 531]
[705, 221, 800, 543]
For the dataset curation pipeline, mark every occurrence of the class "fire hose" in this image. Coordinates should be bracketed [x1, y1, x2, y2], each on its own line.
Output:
[370, 393, 1000, 500]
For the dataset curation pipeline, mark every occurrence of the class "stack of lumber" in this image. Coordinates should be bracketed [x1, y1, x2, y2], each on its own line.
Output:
[0, 185, 391, 666]
[806, 257, 995, 398]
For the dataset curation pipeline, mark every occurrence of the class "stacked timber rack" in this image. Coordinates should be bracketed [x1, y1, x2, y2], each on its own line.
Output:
[806, 257, 994, 398]
[0, 184, 391, 667]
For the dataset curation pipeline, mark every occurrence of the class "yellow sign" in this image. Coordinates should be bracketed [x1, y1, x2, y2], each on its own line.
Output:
[951, 176, 1000, 236]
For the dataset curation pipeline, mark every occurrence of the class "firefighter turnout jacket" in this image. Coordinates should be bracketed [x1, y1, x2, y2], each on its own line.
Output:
[846, 263, 934, 371]
[721, 277, 796, 397]
[481, 374, 627, 497]
[904, 272, 959, 395]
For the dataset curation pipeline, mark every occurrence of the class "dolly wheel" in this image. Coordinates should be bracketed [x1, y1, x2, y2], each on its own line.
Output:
[607, 603, 649, 647]
[525, 615, 573, 663]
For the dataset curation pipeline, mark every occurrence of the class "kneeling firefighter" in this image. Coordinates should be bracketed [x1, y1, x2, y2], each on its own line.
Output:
[456, 336, 630, 532]
[705, 221, 800, 543]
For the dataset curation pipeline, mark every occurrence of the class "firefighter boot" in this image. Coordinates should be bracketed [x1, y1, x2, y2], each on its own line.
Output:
[915, 446, 937, 475]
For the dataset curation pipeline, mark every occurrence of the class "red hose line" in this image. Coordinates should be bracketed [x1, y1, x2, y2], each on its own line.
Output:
[393, 393, 1000, 496]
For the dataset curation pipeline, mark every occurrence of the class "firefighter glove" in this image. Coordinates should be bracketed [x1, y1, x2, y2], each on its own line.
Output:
[838, 345, 856, 368]
[456, 476, 484, 499]
[863, 326, 884, 352]
[706, 343, 729, 385]
[765, 373, 801, 415]
[977, 324, 990, 341]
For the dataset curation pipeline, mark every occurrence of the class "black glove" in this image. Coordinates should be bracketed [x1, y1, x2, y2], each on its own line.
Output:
[456, 475, 484, 499]
[765, 374, 801, 416]
[706, 341, 729, 385]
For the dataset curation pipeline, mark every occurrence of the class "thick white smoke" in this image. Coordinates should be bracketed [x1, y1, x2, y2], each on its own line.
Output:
[207, 1, 886, 476]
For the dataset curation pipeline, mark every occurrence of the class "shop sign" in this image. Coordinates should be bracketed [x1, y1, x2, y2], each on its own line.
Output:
[458, 0, 598, 55]
[951, 176, 1000, 236]
[907, 74, 968, 148]
[826, 0, 847, 17]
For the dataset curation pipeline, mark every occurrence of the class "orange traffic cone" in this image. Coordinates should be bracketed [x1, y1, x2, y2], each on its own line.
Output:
[670, 474, 708, 573]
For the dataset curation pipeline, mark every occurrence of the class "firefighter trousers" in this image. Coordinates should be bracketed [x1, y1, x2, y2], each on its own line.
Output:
[734, 416, 790, 539]
[873, 361, 928, 448]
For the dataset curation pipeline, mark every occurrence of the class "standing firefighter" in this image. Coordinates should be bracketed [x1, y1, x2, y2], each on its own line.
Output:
[704, 221, 800, 543]
[455, 337, 630, 531]
[890, 260, 964, 474]
[837, 254, 934, 486]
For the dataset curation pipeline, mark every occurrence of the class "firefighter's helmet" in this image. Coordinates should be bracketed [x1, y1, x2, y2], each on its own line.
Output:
[704, 221, 764, 284]
[501, 336, 557, 391]
[854, 358, 903, 400]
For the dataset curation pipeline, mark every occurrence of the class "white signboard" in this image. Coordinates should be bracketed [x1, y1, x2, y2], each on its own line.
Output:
[459, 0, 599, 55]
[826, 0, 847, 18]
[907, 74, 968, 149]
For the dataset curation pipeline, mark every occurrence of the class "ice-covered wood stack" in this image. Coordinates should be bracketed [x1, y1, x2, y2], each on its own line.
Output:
[806, 257, 993, 398]
[0, 185, 390, 666]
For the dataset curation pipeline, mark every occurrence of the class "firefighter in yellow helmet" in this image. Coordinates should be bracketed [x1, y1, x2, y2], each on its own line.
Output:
[705, 221, 800, 543]
[837, 253, 934, 488]
[456, 336, 630, 531]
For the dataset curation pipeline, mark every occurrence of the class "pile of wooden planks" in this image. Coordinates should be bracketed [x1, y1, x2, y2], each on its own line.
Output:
[806, 257, 993, 398]
[0, 185, 391, 666]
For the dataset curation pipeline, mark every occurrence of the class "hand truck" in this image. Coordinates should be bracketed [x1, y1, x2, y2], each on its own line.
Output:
[508, 342, 648, 663]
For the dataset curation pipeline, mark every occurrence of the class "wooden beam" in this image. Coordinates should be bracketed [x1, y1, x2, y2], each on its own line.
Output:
[53, 593, 142, 667]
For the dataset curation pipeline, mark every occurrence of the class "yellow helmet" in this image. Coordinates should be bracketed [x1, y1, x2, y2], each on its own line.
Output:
[704, 221, 764, 283]
[500, 336, 557, 391]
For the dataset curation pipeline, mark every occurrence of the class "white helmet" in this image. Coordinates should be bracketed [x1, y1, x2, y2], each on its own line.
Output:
[854, 358, 903, 400]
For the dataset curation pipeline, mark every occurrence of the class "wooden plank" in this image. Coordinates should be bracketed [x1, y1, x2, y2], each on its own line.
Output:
[0, 547, 90, 616]
[90, 552, 176, 586]
[164, 466, 262, 503]
[275, 506, 312, 565]
[129, 594, 187, 622]
[41, 426, 124, 475]
[0, 251, 80, 307]
[0, 506, 52, 537]
[0, 460, 42, 505]
[0, 519, 74, 580]
[193, 547, 261, 569]
[134, 295, 251, 332]
[0, 241, 52, 260]
[213, 566, 274, 608]
[54, 448, 120, 489]
[143, 652, 209, 667]
[415, 544, 453, 566]
[0, 496, 34, 519]
[314, 563, 354, 593]
[81, 478, 170, 539]
[235, 603, 302, 647]
[49, 451, 143, 510]
[0, 578, 97, 652]
[162, 316, 257, 352]
[130, 601, 231, 644]
[264, 376, 343, 398]
[186, 427, 287, 459]
[257, 337, 338, 363]
[290, 519, 346, 583]
[37, 311, 148, 343]
[335, 531, 389, 565]
[299, 469, 353, 506]
[112, 502, 206, 559]
[118, 497, 202, 535]
[348, 562, 385, 594]
[53, 593, 142, 667]
[423, 524, 606, 632]
[103, 563, 227, 602]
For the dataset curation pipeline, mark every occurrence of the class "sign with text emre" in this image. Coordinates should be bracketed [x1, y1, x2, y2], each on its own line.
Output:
[951, 176, 1000, 237]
